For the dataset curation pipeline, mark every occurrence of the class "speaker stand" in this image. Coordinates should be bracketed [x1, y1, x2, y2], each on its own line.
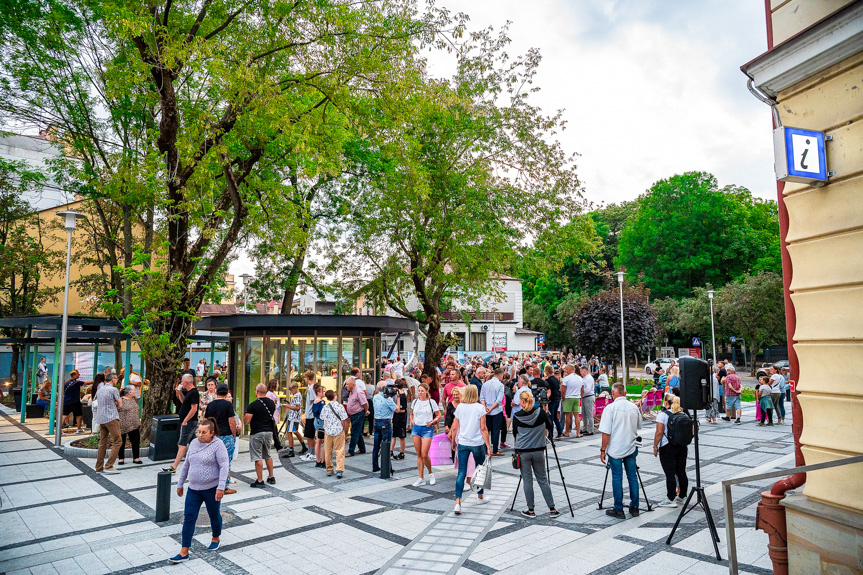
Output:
[665, 409, 721, 560]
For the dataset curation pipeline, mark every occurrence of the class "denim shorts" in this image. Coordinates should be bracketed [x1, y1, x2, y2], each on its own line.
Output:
[726, 395, 741, 410]
[178, 422, 198, 447]
[411, 424, 434, 439]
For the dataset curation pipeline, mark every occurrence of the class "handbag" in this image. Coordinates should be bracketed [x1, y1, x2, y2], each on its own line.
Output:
[471, 456, 493, 491]
[511, 452, 521, 470]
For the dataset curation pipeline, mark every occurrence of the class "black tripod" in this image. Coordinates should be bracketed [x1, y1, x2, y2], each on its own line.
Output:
[597, 452, 653, 512]
[665, 410, 722, 560]
[510, 438, 574, 517]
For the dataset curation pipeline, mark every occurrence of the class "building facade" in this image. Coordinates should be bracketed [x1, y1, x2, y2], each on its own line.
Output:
[742, 1, 863, 572]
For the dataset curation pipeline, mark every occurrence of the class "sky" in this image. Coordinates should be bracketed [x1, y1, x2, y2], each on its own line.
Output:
[421, 0, 778, 208]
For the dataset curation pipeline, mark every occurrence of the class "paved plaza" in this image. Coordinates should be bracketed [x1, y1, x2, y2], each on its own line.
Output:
[0, 402, 794, 575]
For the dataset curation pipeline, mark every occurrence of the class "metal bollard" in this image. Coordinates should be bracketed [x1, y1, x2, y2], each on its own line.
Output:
[380, 439, 391, 479]
[155, 470, 172, 522]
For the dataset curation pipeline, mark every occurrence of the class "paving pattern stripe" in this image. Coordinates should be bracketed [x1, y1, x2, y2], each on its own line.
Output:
[0, 471, 85, 487]
[375, 475, 520, 575]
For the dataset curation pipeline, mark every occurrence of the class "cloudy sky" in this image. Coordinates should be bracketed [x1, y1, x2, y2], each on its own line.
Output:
[423, 0, 778, 206]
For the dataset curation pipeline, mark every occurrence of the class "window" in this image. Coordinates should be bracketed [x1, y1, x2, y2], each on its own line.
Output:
[470, 332, 487, 351]
[452, 332, 466, 351]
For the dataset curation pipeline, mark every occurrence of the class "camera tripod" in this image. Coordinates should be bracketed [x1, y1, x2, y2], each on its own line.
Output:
[597, 455, 653, 512]
[665, 410, 721, 560]
[509, 438, 574, 517]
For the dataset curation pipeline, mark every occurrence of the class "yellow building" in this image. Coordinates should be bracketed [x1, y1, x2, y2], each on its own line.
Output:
[742, 1, 863, 572]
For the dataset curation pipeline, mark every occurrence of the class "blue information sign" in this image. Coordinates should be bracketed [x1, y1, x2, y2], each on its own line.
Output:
[692, 337, 701, 346]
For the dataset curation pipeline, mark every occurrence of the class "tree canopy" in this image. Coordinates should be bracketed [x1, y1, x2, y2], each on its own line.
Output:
[617, 171, 780, 299]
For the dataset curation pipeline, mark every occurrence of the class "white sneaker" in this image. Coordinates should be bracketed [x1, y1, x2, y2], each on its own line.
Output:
[477, 495, 489, 505]
[658, 498, 678, 508]
[412, 478, 426, 487]
[454, 502, 462, 515]
[675, 496, 686, 504]
[428, 473, 436, 486]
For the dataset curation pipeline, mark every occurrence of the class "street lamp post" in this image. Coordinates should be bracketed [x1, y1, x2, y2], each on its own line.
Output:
[54, 210, 85, 448]
[239, 273, 252, 314]
[616, 271, 626, 384]
[707, 290, 717, 367]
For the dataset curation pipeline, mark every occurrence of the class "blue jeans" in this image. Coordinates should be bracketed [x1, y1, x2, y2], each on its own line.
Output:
[373, 420, 392, 471]
[608, 449, 639, 512]
[36, 398, 51, 416]
[218, 435, 235, 488]
[181, 487, 222, 548]
[349, 411, 366, 454]
[455, 444, 486, 499]
[547, 401, 563, 436]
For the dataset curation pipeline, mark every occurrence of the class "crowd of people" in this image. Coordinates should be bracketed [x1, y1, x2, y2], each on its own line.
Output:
[43, 349, 786, 563]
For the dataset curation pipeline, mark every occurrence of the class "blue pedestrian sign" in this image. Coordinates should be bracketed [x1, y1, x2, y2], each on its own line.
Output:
[537, 334, 545, 346]
[730, 336, 737, 343]
[692, 337, 701, 346]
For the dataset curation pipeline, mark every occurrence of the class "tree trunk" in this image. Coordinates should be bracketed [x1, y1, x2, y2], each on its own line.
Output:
[280, 248, 306, 315]
[140, 317, 190, 443]
[113, 340, 123, 377]
[9, 344, 20, 386]
[421, 316, 447, 381]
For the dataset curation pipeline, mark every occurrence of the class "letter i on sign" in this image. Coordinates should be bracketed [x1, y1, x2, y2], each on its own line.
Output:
[791, 134, 820, 174]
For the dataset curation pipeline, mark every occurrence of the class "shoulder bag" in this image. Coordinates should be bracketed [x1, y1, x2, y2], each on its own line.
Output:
[259, 399, 283, 451]
[471, 456, 493, 491]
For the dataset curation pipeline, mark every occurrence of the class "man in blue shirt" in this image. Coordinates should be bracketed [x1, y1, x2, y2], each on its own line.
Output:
[480, 368, 505, 456]
[469, 366, 485, 395]
[372, 382, 399, 473]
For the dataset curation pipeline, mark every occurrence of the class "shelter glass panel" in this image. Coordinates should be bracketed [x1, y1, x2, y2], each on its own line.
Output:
[244, 337, 264, 407]
[317, 337, 339, 394]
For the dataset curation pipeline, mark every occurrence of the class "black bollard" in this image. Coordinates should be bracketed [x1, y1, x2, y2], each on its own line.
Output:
[155, 470, 172, 522]
[380, 439, 391, 479]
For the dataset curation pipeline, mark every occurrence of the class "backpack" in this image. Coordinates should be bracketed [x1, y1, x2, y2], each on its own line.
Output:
[664, 410, 693, 447]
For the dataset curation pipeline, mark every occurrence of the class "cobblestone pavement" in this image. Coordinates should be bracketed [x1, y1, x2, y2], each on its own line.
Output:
[0, 401, 795, 575]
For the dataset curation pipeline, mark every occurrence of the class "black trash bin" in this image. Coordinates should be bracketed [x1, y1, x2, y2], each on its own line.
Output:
[149, 414, 181, 461]
[12, 388, 23, 411]
[82, 404, 93, 429]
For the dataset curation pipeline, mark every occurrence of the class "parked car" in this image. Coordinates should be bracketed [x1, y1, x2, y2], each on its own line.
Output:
[646, 358, 678, 375]
[757, 359, 789, 379]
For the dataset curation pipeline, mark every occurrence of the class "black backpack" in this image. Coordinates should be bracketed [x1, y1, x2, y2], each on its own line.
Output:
[664, 410, 693, 447]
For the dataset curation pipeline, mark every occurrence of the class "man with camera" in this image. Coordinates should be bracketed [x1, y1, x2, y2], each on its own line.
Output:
[372, 382, 399, 473]
[598, 382, 642, 519]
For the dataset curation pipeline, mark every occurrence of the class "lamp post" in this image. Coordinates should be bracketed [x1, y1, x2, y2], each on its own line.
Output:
[707, 290, 717, 367]
[54, 210, 85, 448]
[239, 273, 252, 314]
[616, 270, 626, 384]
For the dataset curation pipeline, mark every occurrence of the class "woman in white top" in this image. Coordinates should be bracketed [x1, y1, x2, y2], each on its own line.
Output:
[410, 382, 441, 487]
[653, 393, 689, 507]
[449, 384, 491, 514]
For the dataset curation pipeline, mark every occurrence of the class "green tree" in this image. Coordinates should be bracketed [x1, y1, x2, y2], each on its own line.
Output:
[0, 158, 62, 385]
[716, 271, 786, 375]
[330, 27, 583, 378]
[589, 201, 638, 272]
[1, 0, 442, 432]
[571, 284, 657, 382]
[617, 172, 780, 299]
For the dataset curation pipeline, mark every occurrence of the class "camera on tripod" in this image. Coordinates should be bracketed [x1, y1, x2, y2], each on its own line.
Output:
[530, 385, 549, 406]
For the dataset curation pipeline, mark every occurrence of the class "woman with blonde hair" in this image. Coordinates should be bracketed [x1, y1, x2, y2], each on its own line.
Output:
[512, 389, 559, 518]
[653, 393, 689, 507]
[450, 384, 491, 515]
[410, 382, 441, 486]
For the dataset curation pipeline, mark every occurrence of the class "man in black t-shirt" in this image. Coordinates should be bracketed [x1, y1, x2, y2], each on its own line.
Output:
[545, 365, 563, 437]
[530, 366, 550, 398]
[205, 383, 238, 494]
[163, 374, 199, 473]
[244, 383, 277, 488]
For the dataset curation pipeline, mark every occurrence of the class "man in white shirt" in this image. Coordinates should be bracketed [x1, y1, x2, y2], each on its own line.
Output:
[599, 382, 642, 519]
[560, 365, 583, 437]
[480, 367, 505, 456]
[579, 366, 596, 436]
